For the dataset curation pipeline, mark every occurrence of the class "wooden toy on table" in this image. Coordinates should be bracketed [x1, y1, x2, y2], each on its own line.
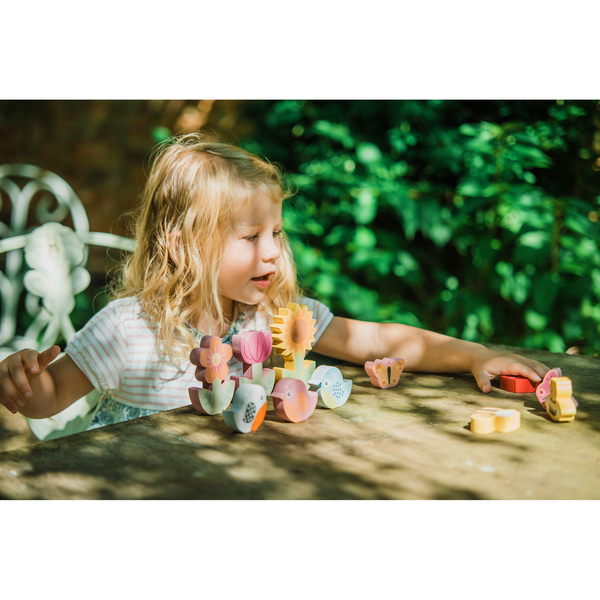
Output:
[499, 375, 537, 393]
[270, 377, 318, 423]
[536, 367, 578, 408]
[364, 357, 405, 389]
[308, 365, 352, 409]
[470, 407, 521, 434]
[188, 336, 235, 415]
[223, 384, 268, 433]
[270, 302, 317, 385]
[230, 330, 276, 395]
[546, 376, 577, 422]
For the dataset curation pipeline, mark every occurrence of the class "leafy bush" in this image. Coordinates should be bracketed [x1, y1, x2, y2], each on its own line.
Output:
[235, 100, 600, 355]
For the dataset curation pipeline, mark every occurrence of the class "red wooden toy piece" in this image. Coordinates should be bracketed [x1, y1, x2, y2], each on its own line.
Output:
[499, 375, 537, 393]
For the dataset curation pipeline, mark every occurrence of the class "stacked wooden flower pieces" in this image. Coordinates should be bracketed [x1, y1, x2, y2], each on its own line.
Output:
[188, 302, 353, 433]
[189, 336, 236, 416]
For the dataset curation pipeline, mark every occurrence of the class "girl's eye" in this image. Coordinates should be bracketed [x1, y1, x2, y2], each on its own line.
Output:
[244, 230, 282, 242]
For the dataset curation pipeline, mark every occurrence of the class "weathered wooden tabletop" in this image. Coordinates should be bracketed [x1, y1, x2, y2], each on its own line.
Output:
[0, 344, 598, 500]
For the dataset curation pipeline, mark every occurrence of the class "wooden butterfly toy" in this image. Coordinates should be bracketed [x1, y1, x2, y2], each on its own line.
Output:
[364, 357, 405, 389]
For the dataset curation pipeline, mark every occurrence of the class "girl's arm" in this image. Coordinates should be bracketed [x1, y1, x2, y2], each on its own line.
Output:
[0, 346, 94, 418]
[312, 317, 549, 393]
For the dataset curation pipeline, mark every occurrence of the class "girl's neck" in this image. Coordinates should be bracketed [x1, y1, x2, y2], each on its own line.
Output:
[193, 299, 235, 338]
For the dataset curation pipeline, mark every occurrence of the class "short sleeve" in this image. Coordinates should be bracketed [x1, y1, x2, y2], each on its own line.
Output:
[299, 296, 334, 344]
[66, 302, 129, 393]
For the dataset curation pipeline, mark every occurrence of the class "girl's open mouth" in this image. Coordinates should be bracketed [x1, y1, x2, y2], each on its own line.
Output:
[251, 273, 273, 288]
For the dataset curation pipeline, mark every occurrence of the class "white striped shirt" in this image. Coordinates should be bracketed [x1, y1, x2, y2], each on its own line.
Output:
[66, 297, 334, 411]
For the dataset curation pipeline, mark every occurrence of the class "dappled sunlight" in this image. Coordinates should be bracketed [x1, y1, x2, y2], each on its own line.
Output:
[0, 349, 598, 499]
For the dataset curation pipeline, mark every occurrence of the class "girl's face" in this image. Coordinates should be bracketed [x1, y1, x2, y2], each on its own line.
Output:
[218, 189, 284, 317]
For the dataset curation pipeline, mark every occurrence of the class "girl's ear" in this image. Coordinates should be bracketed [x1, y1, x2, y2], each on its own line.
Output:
[167, 230, 182, 262]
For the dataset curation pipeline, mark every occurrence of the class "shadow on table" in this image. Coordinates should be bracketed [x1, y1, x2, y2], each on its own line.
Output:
[1, 353, 598, 500]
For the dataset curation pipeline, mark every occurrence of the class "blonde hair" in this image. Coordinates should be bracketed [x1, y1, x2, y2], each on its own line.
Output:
[110, 133, 299, 363]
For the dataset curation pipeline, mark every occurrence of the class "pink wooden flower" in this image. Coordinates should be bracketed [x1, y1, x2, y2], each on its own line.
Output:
[198, 336, 233, 384]
[232, 330, 272, 366]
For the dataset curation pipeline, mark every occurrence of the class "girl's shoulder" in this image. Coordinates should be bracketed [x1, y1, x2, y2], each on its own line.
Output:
[89, 297, 154, 329]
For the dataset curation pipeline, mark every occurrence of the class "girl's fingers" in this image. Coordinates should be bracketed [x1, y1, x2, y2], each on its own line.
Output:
[1, 397, 20, 414]
[22, 349, 41, 374]
[505, 361, 543, 383]
[0, 369, 26, 410]
[472, 368, 493, 394]
[37, 345, 60, 371]
[8, 360, 34, 402]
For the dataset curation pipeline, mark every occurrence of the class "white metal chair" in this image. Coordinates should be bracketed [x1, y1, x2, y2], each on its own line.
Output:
[0, 164, 136, 440]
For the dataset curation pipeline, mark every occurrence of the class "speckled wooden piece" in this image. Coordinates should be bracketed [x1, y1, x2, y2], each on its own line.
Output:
[0, 344, 598, 500]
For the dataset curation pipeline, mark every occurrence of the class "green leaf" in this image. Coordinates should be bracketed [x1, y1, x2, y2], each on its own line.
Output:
[354, 189, 378, 224]
[353, 227, 377, 249]
[525, 309, 548, 331]
[518, 231, 551, 249]
[356, 142, 383, 165]
[564, 214, 600, 243]
[312, 120, 354, 149]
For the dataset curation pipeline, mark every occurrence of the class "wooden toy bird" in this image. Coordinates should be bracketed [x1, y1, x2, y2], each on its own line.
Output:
[308, 365, 352, 409]
[223, 384, 268, 433]
[270, 377, 318, 423]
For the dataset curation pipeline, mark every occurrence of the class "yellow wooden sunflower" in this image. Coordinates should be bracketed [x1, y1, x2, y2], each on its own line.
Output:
[270, 302, 317, 360]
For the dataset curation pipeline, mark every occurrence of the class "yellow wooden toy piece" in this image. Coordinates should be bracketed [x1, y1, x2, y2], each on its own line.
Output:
[470, 407, 520, 434]
[470, 411, 496, 434]
[546, 377, 577, 422]
[271, 303, 317, 383]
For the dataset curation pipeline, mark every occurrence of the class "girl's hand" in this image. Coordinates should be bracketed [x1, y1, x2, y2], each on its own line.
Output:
[0, 346, 61, 414]
[469, 347, 549, 394]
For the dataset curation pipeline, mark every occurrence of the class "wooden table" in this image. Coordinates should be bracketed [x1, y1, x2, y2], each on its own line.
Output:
[1, 344, 598, 500]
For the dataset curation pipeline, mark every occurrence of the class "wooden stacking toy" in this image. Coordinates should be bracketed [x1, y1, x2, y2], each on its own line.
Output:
[223, 383, 268, 433]
[308, 365, 352, 409]
[470, 407, 521, 434]
[499, 375, 537, 393]
[546, 376, 577, 422]
[188, 336, 235, 415]
[269, 302, 319, 422]
[230, 330, 276, 395]
[364, 357, 405, 389]
[270, 377, 318, 423]
[271, 302, 317, 385]
[536, 367, 578, 408]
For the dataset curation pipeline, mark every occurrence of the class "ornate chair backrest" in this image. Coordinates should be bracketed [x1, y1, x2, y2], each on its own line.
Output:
[0, 164, 136, 358]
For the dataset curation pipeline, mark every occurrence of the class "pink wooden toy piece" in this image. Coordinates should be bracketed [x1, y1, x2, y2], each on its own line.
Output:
[270, 377, 318, 423]
[536, 367, 578, 408]
[230, 330, 275, 395]
[188, 336, 235, 415]
[364, 357, 405, 389]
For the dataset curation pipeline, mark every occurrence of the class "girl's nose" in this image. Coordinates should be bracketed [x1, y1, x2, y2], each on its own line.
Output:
[262, 234, 281, 262]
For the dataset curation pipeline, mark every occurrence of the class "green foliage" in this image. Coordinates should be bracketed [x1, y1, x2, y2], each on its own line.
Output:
[236, 100, 600, 355]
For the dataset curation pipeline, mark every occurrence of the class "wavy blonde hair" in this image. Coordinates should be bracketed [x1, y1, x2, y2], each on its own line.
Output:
[110, 133, 299, 363]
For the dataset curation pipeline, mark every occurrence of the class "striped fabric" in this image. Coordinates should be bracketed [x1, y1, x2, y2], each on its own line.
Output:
[66, 297, 334, 411]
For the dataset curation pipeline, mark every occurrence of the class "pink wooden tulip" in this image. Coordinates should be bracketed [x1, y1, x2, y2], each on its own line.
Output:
[232, 330, 272, 367]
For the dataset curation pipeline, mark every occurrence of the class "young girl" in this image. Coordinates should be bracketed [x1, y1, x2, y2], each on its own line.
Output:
[0, 134, 548, 428]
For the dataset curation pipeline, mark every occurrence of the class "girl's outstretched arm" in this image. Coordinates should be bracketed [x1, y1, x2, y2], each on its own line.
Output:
[0, 346, 94, 418]
[312, 317, 549, 393]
